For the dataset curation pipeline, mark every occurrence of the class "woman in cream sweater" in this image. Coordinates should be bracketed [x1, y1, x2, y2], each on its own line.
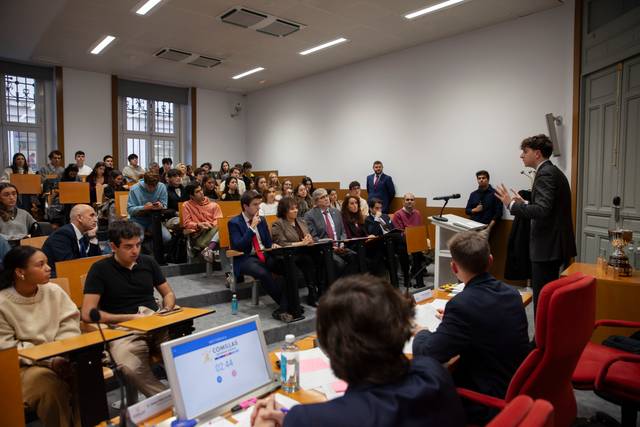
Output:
[0, 245, 81, 427]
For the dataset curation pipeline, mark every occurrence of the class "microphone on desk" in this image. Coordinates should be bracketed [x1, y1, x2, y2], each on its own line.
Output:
[433, 194, 460, 201]
[90, 309, 128, 427]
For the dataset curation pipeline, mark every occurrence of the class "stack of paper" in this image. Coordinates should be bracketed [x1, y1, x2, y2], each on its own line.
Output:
[403, 299, 448, 355]
[232, 393, 301, 426]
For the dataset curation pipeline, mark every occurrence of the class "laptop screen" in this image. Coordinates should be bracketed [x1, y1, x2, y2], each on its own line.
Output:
[162, 316, 275, 421]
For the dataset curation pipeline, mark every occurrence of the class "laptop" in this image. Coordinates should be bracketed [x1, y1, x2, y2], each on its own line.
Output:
[160, 315, 280, 424]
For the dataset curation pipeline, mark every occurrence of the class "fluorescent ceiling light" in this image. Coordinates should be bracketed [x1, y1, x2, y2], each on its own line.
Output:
[299, 37, 348, 56]
[136, 0, 163, 15]
[90, 35, 116, 55]
[404, 0, 466, 19]
[232, 67, 265, 80]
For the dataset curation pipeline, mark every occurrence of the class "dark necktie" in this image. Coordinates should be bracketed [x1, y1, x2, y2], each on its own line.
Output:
[323, 210, 335, 240]
[79, 235, 89, 257]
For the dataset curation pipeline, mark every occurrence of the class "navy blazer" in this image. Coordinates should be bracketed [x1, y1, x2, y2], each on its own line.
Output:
[366, 173, 395, 213]
[364, 213, 395, 236]
[42, 224, 102, 277]
[228, 213, 272, 279]
[283, 356, 465, 427]
[412, 272, 530, 421]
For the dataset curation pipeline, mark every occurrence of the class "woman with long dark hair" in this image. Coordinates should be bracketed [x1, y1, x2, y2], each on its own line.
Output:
[1, 152, 33, 182]
[221, 176, 240, 201]
[201, 175, 219, 200]
[87, 162, 107, 204]
[0, 246, 81, 426]
[0, 182, 36, 242]
[215, 160, 230, 182]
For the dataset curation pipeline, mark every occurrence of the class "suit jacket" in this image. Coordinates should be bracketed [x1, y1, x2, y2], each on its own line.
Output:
[42, 224, 102, 277]
[366, 173, 395, 213]
[364, 213, 395, 236]
[412, 272, 530, 422]
[510, 161, 576, 262]
[304, 207, 346, 241]
[271, 218, 310, 246]
[228, 214, 272, 279]
[167, 185, 186, 212]
[283, 356, 465, 427]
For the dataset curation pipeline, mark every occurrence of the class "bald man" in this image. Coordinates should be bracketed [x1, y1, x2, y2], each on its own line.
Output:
[392, 193, 428, 288]
[42, 204, 102, 276]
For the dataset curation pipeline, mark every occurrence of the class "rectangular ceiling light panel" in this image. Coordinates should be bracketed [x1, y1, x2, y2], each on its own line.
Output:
[232, 67, 264, 80]
[135, 0, 163, 15]
[404, 0, 466, 19]
[299, 37, 348, 55]
[90, 35, 116, 54]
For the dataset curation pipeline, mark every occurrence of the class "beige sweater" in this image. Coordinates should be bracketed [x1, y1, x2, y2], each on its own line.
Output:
[0, 283, 81, 359]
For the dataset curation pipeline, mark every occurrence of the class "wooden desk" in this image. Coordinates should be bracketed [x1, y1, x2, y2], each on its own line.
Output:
[19, 329, 132, 427]
[10, 173, 41, 194]
[427, 289, 532, 307]
[562, 262, 640, 343]
[118, 307, 214, 333]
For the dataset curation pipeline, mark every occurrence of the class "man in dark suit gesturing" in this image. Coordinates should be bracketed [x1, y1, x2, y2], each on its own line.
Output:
[495, 134, 576, 313]
[42, 204, 102, 276]
[366, 160, 395, 213]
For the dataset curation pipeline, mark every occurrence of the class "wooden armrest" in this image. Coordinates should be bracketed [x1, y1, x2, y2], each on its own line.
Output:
[226, 249, 244, 257]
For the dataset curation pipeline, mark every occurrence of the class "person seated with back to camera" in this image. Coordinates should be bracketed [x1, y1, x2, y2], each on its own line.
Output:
[412, 231, 530, 424]
[251, 274, 465, 427]
[0, 246, 82, 427]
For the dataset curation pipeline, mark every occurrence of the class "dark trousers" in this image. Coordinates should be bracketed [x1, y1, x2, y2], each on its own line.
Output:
[238, 254, 287, 310]
[531, 259, 564, 316]
[410, 252, 426, 286]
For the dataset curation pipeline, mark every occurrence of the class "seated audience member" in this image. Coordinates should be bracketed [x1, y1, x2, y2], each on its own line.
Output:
[2, 152, 33, 182]
[220, 167, 247, 195]
[185, 164, 195, 183]
[255, 176, 268, 194]
[328, 188, 341, 210]
[39, 150, 64, 183]
[0, 235, 10, 268]
[259, 187, 278, 216]
[122, 153, 145, 183]
[103, 170, 127, 201]
[148, 162, 161, 176]
[61, 164, 80, 182]
[74, 151, 92, 177]
[182, 183, 222, 254]
[305, 188, 356, 278]
[0, 183, 36, 242]
[229, 190, 292, 322]
[200, 162, 213, 177]
[281, 179, 294, 198]
[159, 157, 172, 182]
[365, 198, 412, 288]
[465, 170, 503, 234]
[42, 204, 101, 277]
[267, 172, 280, 191]
[0, 246, 82, 427]
[193, 167, 207, 185]
[251, 274, 464, 427]
[216, 160, 230, 182]
[392, 193, 427, 288]
[176, 162, 191, 186]
[103, 155, 114, 177]
[221, 176, 241, 201]
[82, 220, 174, 402]
[341, 195, 368, 239]
[348, 181, 369, 217]
[86, 161, 107, 204]
[127, 172, 171, 243]
[241, 161, 254, 190]
[294, 184, 310, 217]
[165, 169, 186, 213]
[413, 231, 530, 423]
[271, 196, 318, 306]
[301, 176, 315, 197]
[201, 175, 219, 200]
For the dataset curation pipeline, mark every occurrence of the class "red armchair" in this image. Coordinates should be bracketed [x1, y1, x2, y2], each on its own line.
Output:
[487, 395, 554, 427]
[572, 319, 640, 427]
[457, 272, 596, 427]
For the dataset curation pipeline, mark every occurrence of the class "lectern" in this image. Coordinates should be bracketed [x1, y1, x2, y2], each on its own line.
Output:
[429, 214, 485, 288]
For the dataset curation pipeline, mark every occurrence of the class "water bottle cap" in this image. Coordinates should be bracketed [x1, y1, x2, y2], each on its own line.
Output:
[285, 334, 295, 343]
[232, 294, 237, 298]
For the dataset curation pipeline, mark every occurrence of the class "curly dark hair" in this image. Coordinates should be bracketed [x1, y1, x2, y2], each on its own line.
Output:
[520, 134, 553, 158]
[341, 195, 363, 225]
[317, 274, 414, 385]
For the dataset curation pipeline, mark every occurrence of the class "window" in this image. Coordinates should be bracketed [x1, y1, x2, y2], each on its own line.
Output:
[120, 96, 180, 167]
[1, 74, 45, 170]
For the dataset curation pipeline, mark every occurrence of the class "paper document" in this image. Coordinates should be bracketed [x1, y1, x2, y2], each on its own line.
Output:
[404, 299, 447, 355]
[232, 394, 300, 427]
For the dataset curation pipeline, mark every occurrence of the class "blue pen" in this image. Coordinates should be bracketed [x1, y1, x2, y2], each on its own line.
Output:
[280, 408, 289, 414]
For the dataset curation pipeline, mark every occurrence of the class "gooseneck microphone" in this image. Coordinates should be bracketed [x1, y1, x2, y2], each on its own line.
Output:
[432, 194, 460, 222]
[90, 309, 128, 427]
[433, 193, 460, 201]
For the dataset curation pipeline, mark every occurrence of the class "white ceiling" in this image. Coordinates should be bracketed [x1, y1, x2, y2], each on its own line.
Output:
[0, 0, 563, 93]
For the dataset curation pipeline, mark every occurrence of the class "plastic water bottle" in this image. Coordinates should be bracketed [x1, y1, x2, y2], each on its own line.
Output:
[280, 334, 299, 393]
[231, 294, 238, 315]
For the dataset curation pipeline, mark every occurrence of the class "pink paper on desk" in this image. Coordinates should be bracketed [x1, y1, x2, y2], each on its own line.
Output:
[300, 357, 331, 373]
[332, 380, 348, 393]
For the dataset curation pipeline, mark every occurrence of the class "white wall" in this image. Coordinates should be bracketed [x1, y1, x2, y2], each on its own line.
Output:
[62, 68, 112, 166]
[246, 2, 575, 207]
[196, 88, 246, 167]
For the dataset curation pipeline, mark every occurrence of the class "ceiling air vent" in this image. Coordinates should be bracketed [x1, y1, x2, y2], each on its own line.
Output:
[154, 48, 191, 62]
[257, 19, 300, 37]
[220, 7, 267, 28]
[188, 55, 222, 68]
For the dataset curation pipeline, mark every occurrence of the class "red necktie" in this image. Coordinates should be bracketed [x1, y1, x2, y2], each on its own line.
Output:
[323, 210, 335, 240]
[248, 220, 266, 263]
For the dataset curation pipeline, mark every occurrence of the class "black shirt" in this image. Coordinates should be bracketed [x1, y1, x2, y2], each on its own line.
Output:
[84, 254, 166, 314]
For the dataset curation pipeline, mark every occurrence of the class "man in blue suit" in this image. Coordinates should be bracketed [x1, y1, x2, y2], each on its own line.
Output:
[228, 190, 291, 321]
[412, 231, 530, 424]
[42, 204, 102, 277]
[366, 160, 395, 213]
